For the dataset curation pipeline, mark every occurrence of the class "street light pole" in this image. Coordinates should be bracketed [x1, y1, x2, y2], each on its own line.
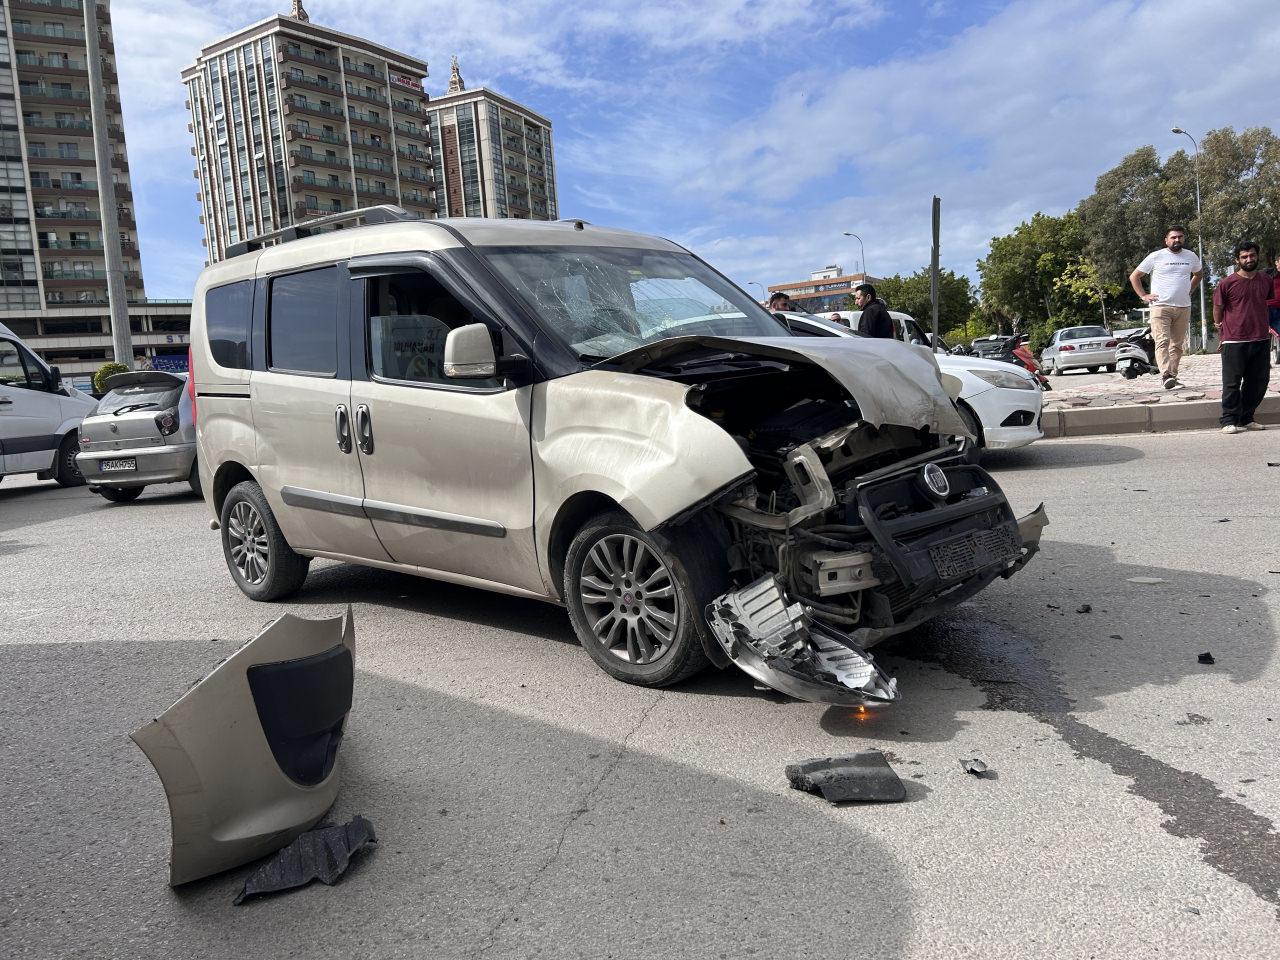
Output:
[747, 280, 765, 303]
[841, 232, 867, 279]
[1172, 127, 1207, 350]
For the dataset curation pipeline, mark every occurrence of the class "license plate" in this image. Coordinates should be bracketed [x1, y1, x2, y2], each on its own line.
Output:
[99, 458, 137, 472]
[1082, 342, 1101, 349]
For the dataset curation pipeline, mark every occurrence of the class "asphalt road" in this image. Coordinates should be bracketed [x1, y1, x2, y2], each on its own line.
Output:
[2, 430, 1278, 959]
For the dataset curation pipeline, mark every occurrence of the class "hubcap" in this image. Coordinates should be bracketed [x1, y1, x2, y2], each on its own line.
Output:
[227, 500, 269, 585]
[578, 533, 679, 665]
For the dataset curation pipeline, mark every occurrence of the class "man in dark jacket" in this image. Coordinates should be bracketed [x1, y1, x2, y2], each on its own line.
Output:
[853, 283, 894, 338]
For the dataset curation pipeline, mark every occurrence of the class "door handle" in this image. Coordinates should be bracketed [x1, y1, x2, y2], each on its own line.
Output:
[334, 404, 352, 454]
[354, 404, 373, 455]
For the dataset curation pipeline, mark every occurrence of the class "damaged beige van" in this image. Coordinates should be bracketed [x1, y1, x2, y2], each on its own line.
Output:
[190, 207, 1046, 705]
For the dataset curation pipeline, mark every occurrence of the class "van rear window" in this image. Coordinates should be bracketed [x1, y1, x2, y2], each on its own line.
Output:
[268, 267, 338, 375]
[206, 280, 252, 369]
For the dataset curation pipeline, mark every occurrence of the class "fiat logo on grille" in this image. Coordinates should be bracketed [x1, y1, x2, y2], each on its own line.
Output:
[921, 463, 950, 499]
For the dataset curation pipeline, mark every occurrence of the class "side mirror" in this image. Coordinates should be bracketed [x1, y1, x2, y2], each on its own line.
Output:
[443, 323, 497, 379]
[48, 365, 63, 391]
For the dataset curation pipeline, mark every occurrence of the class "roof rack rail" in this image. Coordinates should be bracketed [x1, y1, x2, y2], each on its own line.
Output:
[224, 204, 417, 259]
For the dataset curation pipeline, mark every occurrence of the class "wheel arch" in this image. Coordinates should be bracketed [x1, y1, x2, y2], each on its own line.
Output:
[546, 491, 628, 601]
[212, 460, 257, 517]
[956, 398, 985, 447]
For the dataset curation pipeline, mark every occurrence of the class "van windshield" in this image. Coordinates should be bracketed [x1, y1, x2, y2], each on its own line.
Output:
[480, 245, 785, 360]
[97, 382, 183, 415]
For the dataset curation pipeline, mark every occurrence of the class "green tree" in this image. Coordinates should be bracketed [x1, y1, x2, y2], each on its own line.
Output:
[1053, 258, 1121, 327]
[977, 212, 1089, 331]
[864, 267, 977, 333]
[93, 361, 128, 394]
[1076, 146, 1180, 285]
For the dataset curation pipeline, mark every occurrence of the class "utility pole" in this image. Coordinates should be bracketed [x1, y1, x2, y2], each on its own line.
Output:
[1172, 128, 1207, 350]
[930, 197, 941, 352]
[84, 0, 133, 366]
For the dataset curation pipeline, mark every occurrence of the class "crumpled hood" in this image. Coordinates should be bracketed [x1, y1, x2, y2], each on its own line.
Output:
[603, 335, 971, 437]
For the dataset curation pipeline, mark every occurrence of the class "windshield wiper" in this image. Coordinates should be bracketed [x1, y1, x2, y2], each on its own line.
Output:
[113, 402, 158, 416]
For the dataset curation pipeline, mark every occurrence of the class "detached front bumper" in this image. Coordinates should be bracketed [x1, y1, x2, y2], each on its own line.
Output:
[78, 442, 195, 487]
[707, 455, 1048, 704]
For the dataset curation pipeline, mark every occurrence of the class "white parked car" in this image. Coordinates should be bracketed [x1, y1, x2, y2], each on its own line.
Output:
[1040, 325, 1118, 375]
[780, 311, 1043, 462]
[0, 321, 96, 487]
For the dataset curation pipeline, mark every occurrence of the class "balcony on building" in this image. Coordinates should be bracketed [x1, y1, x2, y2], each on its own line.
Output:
[398, 168, 434, 188]
[348, 108, 390, 132]
[35, 207, 98, 225]
[279, 43, 339, 69]
[286, 123, 347, 147]
[293, 175, 351, 195]
[350, 156, 394, 175]
[29, 175, 97, 196]
[288, 147, 349, 172]
[283, 96, 345, 121]
[346, 85, 388, 108]
[24, 116, 94, 138]
[355, 182, 396, 201]
[296, 199, 349, 218]
[349, 133, 391, 155]
[16, 53, 88, 75]
[11, 23, 87, 47]
[27, 144, 94, 166]
[281, 71, 344, 97]
[343, 60, 385, 82]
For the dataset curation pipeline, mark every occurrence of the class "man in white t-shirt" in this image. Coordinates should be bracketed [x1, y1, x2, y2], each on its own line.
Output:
[1129, 226, 1204, 388]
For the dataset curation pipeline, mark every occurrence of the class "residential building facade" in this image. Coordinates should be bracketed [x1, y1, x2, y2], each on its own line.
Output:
[0, 0, 144, 313]
[182, 2, 437, 262]
[426, 57, 557, 220]
[768, 266, 877, 313]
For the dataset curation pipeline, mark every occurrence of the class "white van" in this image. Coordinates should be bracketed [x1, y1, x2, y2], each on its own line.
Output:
[0, 321, 97, 486]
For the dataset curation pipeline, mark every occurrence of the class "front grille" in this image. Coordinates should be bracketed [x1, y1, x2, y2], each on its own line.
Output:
[929, 525, 1021, 581]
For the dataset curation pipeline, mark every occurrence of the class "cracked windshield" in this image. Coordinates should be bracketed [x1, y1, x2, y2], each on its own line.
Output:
[481, 246, 785, 360]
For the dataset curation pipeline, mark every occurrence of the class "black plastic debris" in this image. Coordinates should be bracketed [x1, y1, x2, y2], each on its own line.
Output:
[961, 758, 993, 778]
[1266, 462, 1278, 467]
[785, 751, 906, 803]
[1216, 518, 1231, 524]
[1109, 634, 1123, 640]
[1197, 652, 1215, 665]
[1076, 603, 1092, 614]
[234, 816, 377, 905]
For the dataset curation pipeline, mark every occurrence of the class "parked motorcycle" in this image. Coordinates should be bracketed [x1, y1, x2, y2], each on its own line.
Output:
[1116, 327, 1159, 379]
[970, 335, 1050, 389]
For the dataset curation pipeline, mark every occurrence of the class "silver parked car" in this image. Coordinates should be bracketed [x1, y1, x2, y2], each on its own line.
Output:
[76, 370, 199, 503]
[1039, 325, 1118, 375]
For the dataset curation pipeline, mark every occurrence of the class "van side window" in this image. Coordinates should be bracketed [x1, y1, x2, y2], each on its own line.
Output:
[269, 266, 338, 375]
[366, 272, 498, 388]
[0, 338, 40, 389]
[205, 280, 252, 369]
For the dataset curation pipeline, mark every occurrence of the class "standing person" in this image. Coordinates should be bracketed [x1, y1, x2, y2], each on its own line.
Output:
[1129, 226, 1204, 389]
[853, 283, 893, 338]
[767, 291, 795, 313]
[1213, 241, 1272, 434]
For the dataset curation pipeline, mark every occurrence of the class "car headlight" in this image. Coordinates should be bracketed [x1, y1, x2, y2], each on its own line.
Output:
[969, 368, 1036, 390]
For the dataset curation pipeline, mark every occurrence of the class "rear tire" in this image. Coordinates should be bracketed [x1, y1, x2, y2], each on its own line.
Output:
[563, 510, 721, 688]
[1087, 366, 1100, 374]
[53, 433, 85, 487]
[98, 486, 144, 503]
[220, 480, 310, 601]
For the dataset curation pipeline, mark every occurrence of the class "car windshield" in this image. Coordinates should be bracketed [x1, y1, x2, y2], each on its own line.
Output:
[1061, 326, 1109, 340]
[480, 245, 786, 360]
[96, 382, 182, 415]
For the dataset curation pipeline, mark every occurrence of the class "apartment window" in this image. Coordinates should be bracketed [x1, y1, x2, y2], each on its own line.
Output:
[29, 141, 48, 157]
[58, 142, 79, 158]
[269, 267, 338, 374]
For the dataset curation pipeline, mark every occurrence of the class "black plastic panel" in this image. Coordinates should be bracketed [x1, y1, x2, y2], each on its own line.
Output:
[247, 644, 354, 787]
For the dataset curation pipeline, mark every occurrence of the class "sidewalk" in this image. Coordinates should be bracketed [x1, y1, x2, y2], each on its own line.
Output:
[1039, 353, 1280, 438]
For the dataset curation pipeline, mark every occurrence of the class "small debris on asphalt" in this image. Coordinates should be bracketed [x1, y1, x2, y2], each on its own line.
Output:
[961, 758, 994, 779]
[785, 751, 906, 803]
[1127, 576, 1166, 585]
[1176, 713, 1212, 726]
[1185, 906, 1201, 916]
[1267, 462, 1279, 467]
[1216, 518, 1231, 523]
[1046, 603, 1060, 610]
[1197, 652, 1215, 665]
[1076, 603, 1091, 614]
[234, 816, 377, 905]
[1109, 634, 1123, 640]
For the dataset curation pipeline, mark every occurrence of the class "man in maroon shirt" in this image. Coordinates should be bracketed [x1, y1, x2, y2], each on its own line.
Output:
[1212, 241, 1272, 433]
[1268, 251, 1280, 338]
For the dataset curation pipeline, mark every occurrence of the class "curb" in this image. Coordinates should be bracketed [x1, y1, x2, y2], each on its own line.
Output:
[1042, 394, 1280, 439]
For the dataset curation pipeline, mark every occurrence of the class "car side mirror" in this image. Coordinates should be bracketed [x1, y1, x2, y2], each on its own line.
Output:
[48, 365, 63, 391]
[443, 323, 497, 379]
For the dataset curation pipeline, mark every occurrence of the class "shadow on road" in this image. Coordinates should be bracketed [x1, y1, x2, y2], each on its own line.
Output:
[983, 442, 1145, 471]
[0, 639, 915, 960]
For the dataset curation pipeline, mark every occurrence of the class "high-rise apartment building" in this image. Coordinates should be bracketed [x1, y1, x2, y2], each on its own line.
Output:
[0, 0, 143, 313]
[427, 58, 557, 220]
[182, 2, 437, 262]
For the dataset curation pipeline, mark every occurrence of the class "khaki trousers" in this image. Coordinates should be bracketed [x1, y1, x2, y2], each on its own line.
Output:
[1150, 305, 1190, 378]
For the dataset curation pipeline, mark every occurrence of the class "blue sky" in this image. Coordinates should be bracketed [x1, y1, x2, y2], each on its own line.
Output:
[113, 0, 1277, 299]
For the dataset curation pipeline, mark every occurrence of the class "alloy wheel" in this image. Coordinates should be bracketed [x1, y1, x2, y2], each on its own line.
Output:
[227, 500, 269, 585]
[578, 533, 680, 665]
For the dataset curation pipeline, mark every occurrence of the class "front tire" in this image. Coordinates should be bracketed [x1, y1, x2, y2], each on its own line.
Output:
[98, 486, 143, 504]
[955, 403, 984, 465]
[563, 511, 719, 688]
[220, 480, 310, 601]
[54, 433, 85, 487]
[1050, 359, 1062, 376]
